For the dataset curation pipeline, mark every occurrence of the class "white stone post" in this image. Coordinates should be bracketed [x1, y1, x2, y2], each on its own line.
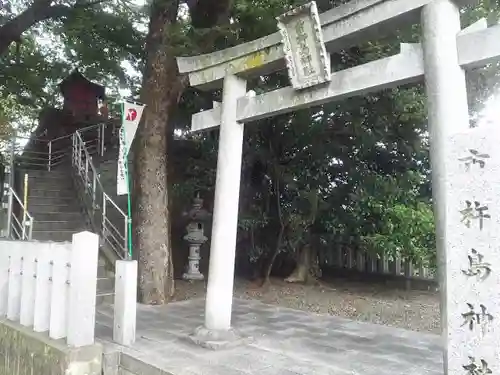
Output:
[0, 241, 12, 316]
[33, 245, 53, 332]
[19, 249, 36, 327]
[49, 243, 71, 340]
[205, 74, 247, 331]
[7, 249, 23, 321]
[421, 1, 470, 373]
[113, 260, 137, 346]
[67, 231, 99, 347]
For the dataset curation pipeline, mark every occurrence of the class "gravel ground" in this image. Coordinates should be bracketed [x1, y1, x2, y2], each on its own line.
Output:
[173, 276, 441, 334]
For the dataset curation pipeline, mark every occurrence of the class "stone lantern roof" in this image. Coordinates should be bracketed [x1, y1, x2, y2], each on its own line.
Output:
[183, 196, 211, 222]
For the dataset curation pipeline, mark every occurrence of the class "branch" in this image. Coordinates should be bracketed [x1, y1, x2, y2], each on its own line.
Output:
[184, 0, 198, 11]
[73, 0, 110, 8]
[0, 0, 110, 57]
[187, 0, 233, 29]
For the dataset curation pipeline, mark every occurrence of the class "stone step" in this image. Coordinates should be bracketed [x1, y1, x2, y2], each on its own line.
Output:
[28, 201, 82, 213]
[31, 212, 84, 222]
[97, 277, 115, 294]
[96, 291, 115, 305]
[17, 169, 71, 180]
[26, 176, 75, 187]
[28, 188, 76, 199]
[25, 170, 73, 179]
[31, 229, 86, 242]
[32, 220, 87, 231]
[96, 273, 115, 305]
[27, 195, 80, 207]
[30, 206, 82, 218]
[119, 353, 166, 375]
[26, 184, 75, 194]
[98, 261, 113, 278]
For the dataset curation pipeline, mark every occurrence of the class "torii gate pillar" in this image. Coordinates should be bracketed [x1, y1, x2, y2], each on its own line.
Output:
[421, 0, 471, 372]
[204, 75, 247, 332]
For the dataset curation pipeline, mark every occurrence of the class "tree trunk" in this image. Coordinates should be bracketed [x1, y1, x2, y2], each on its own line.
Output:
[133, 0, 234, 304]
[285, 241, 321, 284]
[262, 224, 284, 285]
[261, 161, 284, 286]
[285, 244, 313, 283]
[133, 0, 183, 304]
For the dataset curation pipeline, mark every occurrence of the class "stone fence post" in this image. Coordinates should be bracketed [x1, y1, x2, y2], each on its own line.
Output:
[113, 260, 137, 346]
[67, 231, 99, 347]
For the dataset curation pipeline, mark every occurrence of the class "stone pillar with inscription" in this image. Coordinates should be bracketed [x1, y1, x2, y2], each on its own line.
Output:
[445, 124, 500, 375]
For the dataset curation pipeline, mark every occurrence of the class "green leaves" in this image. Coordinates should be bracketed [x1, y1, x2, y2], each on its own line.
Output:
[0, 94, 20, 139]
[0, 0, 146, 135]
[357, 185, 436, 267]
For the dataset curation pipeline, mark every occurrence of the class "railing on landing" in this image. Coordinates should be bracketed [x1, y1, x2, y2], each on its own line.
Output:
[2, 137, 36, 241]
[4, 185, 33, 240]
[71, 127, 129, 260]
[11, 134, 71, 171]
[12, 122, 108, 171]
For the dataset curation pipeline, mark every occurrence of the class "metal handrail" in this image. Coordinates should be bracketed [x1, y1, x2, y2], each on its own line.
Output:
[13, 132, 74, 171]
[6, 186, 33, 241]
[11, 121, 113, 172]
[72, 130, 128, 260]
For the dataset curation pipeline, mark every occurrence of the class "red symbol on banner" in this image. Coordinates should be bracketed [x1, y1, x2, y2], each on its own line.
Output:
[126, 108, 137, 121]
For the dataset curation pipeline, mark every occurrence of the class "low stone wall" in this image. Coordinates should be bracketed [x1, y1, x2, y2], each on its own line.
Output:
[102, 351, 173, 375]
[0, 319, 102, 375]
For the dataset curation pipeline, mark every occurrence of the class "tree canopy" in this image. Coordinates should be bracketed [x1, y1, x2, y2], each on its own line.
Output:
[2, 0, 500, 297]
[0, 0, 144, 135]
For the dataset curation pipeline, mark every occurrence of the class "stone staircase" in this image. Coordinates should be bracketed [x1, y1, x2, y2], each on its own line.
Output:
[18, 165, 115, 303]
[26, 168, 88, 241]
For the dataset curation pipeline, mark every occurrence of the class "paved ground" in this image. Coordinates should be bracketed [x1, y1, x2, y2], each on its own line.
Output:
[174, 277, 441, 333]
[96, 298, 444, 375]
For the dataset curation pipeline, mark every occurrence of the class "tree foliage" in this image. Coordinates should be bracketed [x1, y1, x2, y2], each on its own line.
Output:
[0, 0, 144, 135]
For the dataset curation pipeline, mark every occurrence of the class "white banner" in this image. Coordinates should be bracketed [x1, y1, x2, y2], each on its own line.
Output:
[122, 101, 145, 156]
[117, 127, 128, 195]
[117, 101, 145, 195]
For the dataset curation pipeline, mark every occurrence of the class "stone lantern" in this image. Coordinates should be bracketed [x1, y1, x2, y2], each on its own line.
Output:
[182, 196, 211, 281]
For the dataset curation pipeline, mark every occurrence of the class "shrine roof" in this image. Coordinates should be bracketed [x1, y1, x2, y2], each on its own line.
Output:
[58, 69, 106, 99]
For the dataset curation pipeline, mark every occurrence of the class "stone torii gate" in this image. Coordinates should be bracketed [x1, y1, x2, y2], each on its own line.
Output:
[177, 0, 500, 368]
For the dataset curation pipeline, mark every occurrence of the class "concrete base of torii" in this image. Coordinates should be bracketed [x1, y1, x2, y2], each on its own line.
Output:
[188, 325, 250, 350]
